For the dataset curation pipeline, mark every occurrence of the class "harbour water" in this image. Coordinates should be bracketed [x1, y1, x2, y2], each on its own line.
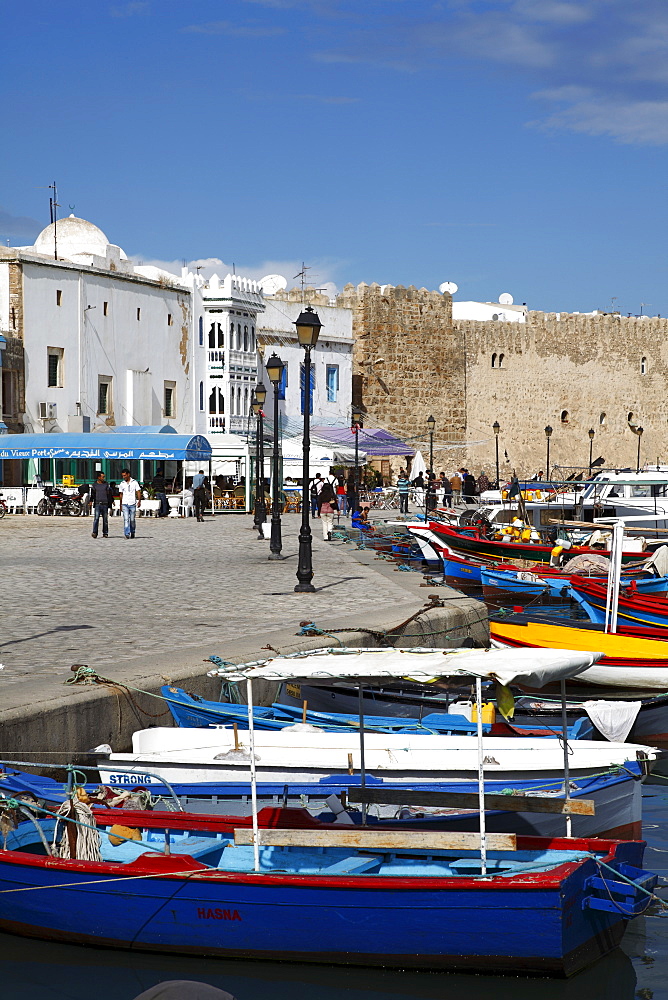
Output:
[2, 783, 667, 1000]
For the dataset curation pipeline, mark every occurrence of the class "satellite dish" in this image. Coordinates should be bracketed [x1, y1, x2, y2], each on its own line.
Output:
[259, 274, 288, 295]
[439, 281, 458, 295]
[498, 292, 514, 305]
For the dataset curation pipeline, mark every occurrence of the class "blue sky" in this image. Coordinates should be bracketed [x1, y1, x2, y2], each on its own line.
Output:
[2, 0, 667, 314]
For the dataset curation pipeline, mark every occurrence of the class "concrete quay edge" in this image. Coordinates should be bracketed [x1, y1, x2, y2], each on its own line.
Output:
[0, 594, 487, 762]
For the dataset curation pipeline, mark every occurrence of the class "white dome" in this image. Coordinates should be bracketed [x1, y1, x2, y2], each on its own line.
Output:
[33, 214, 120, 260]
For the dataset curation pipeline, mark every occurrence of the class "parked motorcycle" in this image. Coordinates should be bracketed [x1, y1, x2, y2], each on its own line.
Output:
[36, 487, 82, 517]
[0, 494, 7, 518]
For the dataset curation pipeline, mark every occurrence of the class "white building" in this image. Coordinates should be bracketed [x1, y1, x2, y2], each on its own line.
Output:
[0, 215, 202, 449]
[196, 272, 265, 437]
[452, 298, 527, 323]
[257, 289, 353, 433]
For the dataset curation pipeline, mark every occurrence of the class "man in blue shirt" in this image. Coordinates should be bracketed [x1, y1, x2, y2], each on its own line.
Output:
[397, 469, 410, 514]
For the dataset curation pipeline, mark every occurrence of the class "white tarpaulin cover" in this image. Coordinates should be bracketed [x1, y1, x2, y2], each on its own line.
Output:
[583, 700, 643, 743]
[207, 646, 603, 689]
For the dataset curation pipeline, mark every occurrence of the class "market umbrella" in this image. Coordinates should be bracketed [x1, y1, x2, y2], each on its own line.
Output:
[410, 449, 427, 479]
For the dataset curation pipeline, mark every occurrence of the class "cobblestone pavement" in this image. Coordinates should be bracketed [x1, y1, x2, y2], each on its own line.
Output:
[0, 511, 422, 684]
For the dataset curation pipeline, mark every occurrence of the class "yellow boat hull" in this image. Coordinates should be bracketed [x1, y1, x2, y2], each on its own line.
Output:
[491, 619, 668, 661]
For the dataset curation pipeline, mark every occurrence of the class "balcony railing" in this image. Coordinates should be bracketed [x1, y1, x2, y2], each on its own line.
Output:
[228, 415, 248, 433]
[208, 416, 226, 431]
[208, 350, 224, 366]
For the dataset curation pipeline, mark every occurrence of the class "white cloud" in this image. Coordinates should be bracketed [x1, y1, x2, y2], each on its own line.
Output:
[128, 254, 348, 292]
[182, 20, 286, 37]
[531, 93, 668, 144]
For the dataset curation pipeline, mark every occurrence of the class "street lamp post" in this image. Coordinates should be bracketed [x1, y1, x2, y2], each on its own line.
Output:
[351, 403, 363, 514]
[544, 425, 553, 481]
[635, 426, 644, 473]
[493, 421, 500, 488]
[265, 353, 285, 560]
[427, 414, 436, 473]
[426, 415, 436, 512]
[588, 428, 595, 476]
[294, 306, 322, 593]
[251, 382, 267, 539]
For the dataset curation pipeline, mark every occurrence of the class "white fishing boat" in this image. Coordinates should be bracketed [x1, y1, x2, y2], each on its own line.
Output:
[99, 648, 660, 787]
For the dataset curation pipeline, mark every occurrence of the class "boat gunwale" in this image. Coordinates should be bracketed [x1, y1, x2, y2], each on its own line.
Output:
[0, 833, 628, 892]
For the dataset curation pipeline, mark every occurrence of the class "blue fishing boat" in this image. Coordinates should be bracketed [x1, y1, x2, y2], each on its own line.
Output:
[481, 567, 668, 608]
[161, 686, 593, 739]
[0, 806, 657, 976]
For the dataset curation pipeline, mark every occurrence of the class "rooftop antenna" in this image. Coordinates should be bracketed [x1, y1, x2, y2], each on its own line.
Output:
[293, 262, 311, 302]
[48, 181, 59, 260]
[640, 302, 649, 316]
[611, 296, 617, 312]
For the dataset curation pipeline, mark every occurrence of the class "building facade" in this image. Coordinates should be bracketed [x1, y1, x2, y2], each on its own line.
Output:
[198, 272, 265, 437]
[0, 216, 201, 441]
[257, 288, 353, 433]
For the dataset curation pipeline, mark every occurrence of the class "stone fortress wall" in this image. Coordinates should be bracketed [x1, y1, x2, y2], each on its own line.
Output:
[339, 282, 467, 470]
[461, 311, 668, 479]
[341, 278, 668, 478]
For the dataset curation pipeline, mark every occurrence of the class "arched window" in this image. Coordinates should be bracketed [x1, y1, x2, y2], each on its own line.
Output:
[199, 381, 204, 411]
[208, 323, 216, 348]
[560, 410, 569, 423]
[198, 316, 203, 346]
[641, 356, 647, 375]
[599, 412, 606, 425]
[243, 325, 249, 352]
[237, 323, 242, 350]
[491, 353, 497, 369]
[498, 353, 505, 368]
[251, 326, 255, 351]
[209, 387, 224, 414]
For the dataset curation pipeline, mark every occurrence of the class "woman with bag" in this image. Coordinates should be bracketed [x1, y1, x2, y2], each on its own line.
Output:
[318, 483, 338, 541]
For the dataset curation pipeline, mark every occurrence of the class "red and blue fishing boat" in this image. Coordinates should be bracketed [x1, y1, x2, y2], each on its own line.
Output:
[0, 804, 657, 976]
[570, 577, 668, 630]
[429, 522, 647, 566]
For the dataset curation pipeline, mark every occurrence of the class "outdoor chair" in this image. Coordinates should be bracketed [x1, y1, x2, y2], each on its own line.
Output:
[283, 491, 301, 514]
[232, 485, 247, 510]
[139, 499, 161, 516]
[1, 488, 25, 513]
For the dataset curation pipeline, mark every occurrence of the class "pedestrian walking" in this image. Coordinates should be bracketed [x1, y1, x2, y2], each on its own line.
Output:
[310, 473, 324, 517]
[90, 471, 113, 538]
[449, 471, 462, 503]
[194, 482, 207, 521]
[462, 468, 476, 503]
[118, 468, 141, 539]
[477, 471, 491, 494]
[336, 476, 347, 514]
[152, 468, 169, 518]
[397, 469, 410, 513]
[426, 472, 438, 512]
[440, 473, 453, 505]
[318, 483, 338, 540]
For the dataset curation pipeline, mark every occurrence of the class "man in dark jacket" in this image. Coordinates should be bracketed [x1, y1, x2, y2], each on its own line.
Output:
[152, 468, 169, 518]
[91, 471, 114, 538]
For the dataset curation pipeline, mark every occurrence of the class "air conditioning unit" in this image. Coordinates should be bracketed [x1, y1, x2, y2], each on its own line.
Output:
[38, 402, 57, 420]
